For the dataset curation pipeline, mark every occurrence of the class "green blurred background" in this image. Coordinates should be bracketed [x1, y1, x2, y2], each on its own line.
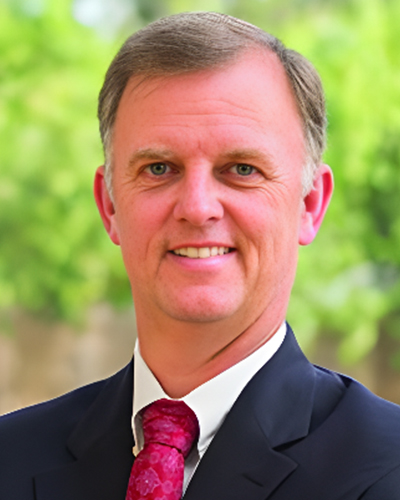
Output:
[1, 0, 400, 412]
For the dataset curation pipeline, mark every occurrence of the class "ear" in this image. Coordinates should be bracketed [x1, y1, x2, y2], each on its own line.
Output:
[298, 164, 333, 246]
[94, 166, 120, 245]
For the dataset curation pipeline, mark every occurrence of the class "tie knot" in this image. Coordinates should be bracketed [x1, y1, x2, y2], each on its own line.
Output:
[142, 399, 199, 458]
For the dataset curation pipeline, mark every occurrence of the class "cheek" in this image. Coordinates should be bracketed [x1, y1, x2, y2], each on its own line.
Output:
[229, 194, 275, 244]
[116, 195, 172, 263]
[232, 195, 300, 263]
[114, 202, 146, 257]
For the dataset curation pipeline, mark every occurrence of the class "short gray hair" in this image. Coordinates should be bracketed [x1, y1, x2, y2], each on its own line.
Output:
[98, 12, 327, 196]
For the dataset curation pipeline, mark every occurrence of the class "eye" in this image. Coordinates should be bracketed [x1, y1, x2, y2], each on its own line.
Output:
[146, 163, 170, 176]
[233, 164, 255, 176]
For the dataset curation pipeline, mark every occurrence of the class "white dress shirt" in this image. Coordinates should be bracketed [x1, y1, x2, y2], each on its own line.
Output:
[132, 321, 286, 491]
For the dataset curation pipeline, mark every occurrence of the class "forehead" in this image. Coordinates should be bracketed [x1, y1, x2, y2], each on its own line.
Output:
[113, 49, 304, 159]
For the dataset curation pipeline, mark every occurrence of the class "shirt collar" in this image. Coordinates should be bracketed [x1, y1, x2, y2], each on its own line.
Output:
[132, 322, 286, 456]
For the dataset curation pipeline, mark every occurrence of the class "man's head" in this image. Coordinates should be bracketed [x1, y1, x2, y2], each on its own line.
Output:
[94, 13, 333, 364]
[98, 12, 327, 198]
[94, 19, 333, 338]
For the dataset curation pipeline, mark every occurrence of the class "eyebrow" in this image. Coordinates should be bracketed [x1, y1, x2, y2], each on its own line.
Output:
[128, 148, 175, 167]
[127, 147, 275, 167]
[224, 148, 275, 164]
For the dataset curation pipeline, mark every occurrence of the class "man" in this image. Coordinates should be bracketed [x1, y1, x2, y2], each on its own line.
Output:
[1, 11, 400, 500]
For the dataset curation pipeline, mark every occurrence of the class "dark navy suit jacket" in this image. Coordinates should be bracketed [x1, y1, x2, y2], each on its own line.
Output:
[1, 326, 400, 499]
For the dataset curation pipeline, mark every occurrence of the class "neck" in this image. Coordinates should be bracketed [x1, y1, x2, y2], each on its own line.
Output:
[135, 307, 285, 398]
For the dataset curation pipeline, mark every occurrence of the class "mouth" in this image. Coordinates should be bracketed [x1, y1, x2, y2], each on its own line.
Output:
[170, 246, 234, 259]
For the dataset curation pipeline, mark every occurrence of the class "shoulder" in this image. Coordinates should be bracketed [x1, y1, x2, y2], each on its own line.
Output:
[0, 377, 105, 443]
[0, 381, 103, 499]
[0, 365, 130, 499]
[313, 369, 400, 495]
[0, 361, 132, 441]
[333, 373, 400, 437]
[313, 367, 400, 460]
[0, 362, 133, 499]
[0, 378, 106, 470]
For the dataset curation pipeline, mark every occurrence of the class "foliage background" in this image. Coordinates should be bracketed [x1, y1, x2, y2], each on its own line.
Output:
[1, 0, 400, 375]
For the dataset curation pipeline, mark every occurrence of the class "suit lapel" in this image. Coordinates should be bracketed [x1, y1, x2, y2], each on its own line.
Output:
[34, 362, 135, 500]
[184, 326, 317, 500]
[183, 400, 298, 500]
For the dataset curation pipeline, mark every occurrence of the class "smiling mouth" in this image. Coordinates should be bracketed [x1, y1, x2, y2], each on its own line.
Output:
[171, 247, 233, 259]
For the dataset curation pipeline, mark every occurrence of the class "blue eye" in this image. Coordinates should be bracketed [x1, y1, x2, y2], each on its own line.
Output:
[235, 164, 254, 176]
[149, 163, 168, 175]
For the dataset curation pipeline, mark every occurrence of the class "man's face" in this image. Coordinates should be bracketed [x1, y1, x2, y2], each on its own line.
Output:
[96, 50, 328, 332]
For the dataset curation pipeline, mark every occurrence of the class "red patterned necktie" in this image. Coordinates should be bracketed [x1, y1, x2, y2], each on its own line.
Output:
[126, 399, 199, 500]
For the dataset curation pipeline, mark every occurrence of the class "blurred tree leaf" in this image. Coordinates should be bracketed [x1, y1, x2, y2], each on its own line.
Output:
[1, 0, 400, 369]
[281, 0, 400, 359]
[0, 0, 130, 322]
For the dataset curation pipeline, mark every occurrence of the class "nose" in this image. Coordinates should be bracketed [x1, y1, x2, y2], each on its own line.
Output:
[173, 167, 224, 226]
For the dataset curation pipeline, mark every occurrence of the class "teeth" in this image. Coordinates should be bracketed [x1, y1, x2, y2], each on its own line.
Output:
[198, 247, 210, 258]
[187, 247, 198, 258]
[173, 247, 230, 258]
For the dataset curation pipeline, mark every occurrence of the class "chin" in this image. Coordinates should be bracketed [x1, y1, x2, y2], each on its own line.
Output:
[157, 292, 242, 324]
